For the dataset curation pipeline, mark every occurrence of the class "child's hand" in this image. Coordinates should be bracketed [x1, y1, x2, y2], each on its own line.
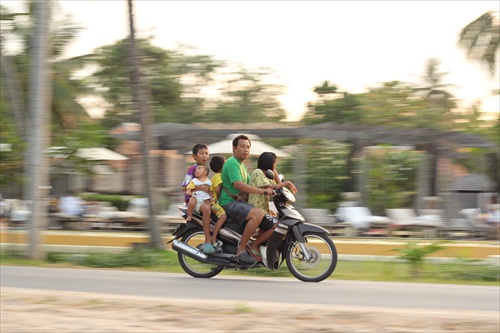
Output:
[196, 185, 210, 193]
[286, 181, 298, 194]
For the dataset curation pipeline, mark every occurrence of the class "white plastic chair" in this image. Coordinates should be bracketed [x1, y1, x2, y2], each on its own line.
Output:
[334, 206, 392, 229]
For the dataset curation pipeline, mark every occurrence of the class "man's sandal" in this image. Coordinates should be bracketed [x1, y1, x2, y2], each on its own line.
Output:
[235, 251, 256, 264]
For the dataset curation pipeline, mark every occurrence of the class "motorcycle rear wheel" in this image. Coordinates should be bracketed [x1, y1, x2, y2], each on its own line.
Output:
[286, 232, 337, 282]
[178, 229, 224, 278]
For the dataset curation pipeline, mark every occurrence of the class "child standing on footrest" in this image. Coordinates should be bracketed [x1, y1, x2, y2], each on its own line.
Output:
[209, 156, 227, 251]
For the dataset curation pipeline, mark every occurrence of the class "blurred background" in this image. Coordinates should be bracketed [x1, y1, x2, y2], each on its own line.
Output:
[0, 1, 498, 246]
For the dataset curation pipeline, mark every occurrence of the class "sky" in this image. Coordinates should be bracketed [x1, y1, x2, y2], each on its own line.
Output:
[4, 0, 500, 121]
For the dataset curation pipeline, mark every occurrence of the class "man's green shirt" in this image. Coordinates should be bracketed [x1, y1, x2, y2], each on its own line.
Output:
[219, 155, 250, 206]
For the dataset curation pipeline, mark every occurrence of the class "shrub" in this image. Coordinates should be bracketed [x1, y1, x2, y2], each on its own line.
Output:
[438, 259, 500, 282]
[392, 241, 447, 276]
[46, 249, 172, 268]
[79, 194, 142, 211]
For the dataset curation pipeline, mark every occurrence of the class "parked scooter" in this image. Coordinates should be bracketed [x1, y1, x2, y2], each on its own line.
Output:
[169, 170, 338, 282]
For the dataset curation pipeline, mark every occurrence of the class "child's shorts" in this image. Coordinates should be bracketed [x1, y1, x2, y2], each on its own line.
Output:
[211, 201, 225, 219]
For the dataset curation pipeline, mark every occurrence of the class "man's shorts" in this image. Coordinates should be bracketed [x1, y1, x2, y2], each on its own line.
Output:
[211, 201, 225, 219]
[223, 201, 274, 231]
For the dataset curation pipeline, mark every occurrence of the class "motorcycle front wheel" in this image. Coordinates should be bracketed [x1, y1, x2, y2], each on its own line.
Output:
[177, 229, 223, 278]
[286, 232, 338, 282]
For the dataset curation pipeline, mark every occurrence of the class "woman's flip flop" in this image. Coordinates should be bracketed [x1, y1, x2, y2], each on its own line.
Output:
[246, 245, 262, 261]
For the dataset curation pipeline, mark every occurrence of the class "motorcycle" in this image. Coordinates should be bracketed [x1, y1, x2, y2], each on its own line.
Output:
[169, 171, 338, 282]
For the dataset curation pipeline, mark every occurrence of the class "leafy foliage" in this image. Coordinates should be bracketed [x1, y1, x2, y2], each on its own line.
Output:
[203, 65, 286, 123]
[0, 3, 105, 194]
[305, 92, 362, 125]
[303, 139, 351, 209]
[86, 37, 183, 127]
[46, 249, 173, 268]
[392, 241, 447, 276]
[3, 248, 497, 284]
[79, 193, 142, 211]
[306, 59, 459, 131]
[439, 259, 500, 281]
[0, 99, 25, 191]
[306, 80, 457, 131]
[1, 3, 90, 133]
[85, 39, 286, 126]
[413, 58, 457, 110]
[459, 10, 499, 75]
[363, 148, 423, 214]
[359, 81, 456, 131]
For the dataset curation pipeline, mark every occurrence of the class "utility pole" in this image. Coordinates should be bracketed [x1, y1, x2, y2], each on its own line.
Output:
[127, 0, 163, 249]
[26, 0, 51, 259]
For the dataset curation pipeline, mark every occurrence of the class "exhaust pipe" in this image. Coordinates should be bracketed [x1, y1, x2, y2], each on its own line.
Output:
[172, 239, 208, 261]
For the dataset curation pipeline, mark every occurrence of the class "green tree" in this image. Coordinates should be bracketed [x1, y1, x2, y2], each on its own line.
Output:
[48, 122, 121, 178]
[0, 98, 24, 193]
[1, 3, 90, 137]
[459, 10, 499, 76]
[303, 139, 351, 209]
[304, 76, 456, 131]
[205, 66, 286, 123]
[305, 81, 362, 125]
[85, 37, 286, 126]
[87, 37, 180, 127]
[363, 148, 424, 215]
[0, 2, 110, 194]
[357, 81, 455, 131]
[86, 39, 223, 127]
[454, 100, 491, 134]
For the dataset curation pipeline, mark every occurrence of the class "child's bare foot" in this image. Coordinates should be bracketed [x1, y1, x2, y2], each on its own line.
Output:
[186, 216, 192, 222]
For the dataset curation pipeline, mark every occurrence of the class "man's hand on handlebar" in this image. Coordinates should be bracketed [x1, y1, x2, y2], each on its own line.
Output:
[262, 189, 275, 197]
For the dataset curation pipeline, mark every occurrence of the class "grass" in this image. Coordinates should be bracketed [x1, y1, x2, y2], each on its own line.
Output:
[0, 249, 498, 286]
[233, 302, 254, 313]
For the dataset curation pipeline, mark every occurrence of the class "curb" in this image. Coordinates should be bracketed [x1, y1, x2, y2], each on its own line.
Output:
[1, 230, 499, 261]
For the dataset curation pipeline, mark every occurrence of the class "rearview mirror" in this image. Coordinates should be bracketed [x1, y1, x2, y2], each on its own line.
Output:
[265, 169, 275, 180]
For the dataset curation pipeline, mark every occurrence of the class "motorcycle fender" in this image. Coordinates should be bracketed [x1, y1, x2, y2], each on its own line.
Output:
[283, 223, 328, 256]
[296, 222, 329, 236]
[167, 222, 200, 244]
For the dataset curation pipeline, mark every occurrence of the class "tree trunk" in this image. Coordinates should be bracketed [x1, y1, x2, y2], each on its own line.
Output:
[26, 0, 52, 260]
[126, 0, 163, 249]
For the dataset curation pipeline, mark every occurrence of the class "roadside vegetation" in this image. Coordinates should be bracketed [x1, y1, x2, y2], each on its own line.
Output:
[1, 248, 498, 286]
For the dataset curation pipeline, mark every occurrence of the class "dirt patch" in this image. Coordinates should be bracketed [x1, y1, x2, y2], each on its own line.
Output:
[1, 287, 499, 333]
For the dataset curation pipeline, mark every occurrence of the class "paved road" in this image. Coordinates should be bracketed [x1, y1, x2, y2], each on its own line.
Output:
[1, 266, 498, 312]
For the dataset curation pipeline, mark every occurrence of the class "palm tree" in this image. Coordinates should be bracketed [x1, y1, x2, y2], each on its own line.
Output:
[458, 10, 499, 76]
[414, 58, 457, 110]
[1, 5, 27, 137]
[127, 0, 163, 249]
[1, 2, 96, 197]
[25, 0, 51, 260]
[1, 2, 92, 141]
